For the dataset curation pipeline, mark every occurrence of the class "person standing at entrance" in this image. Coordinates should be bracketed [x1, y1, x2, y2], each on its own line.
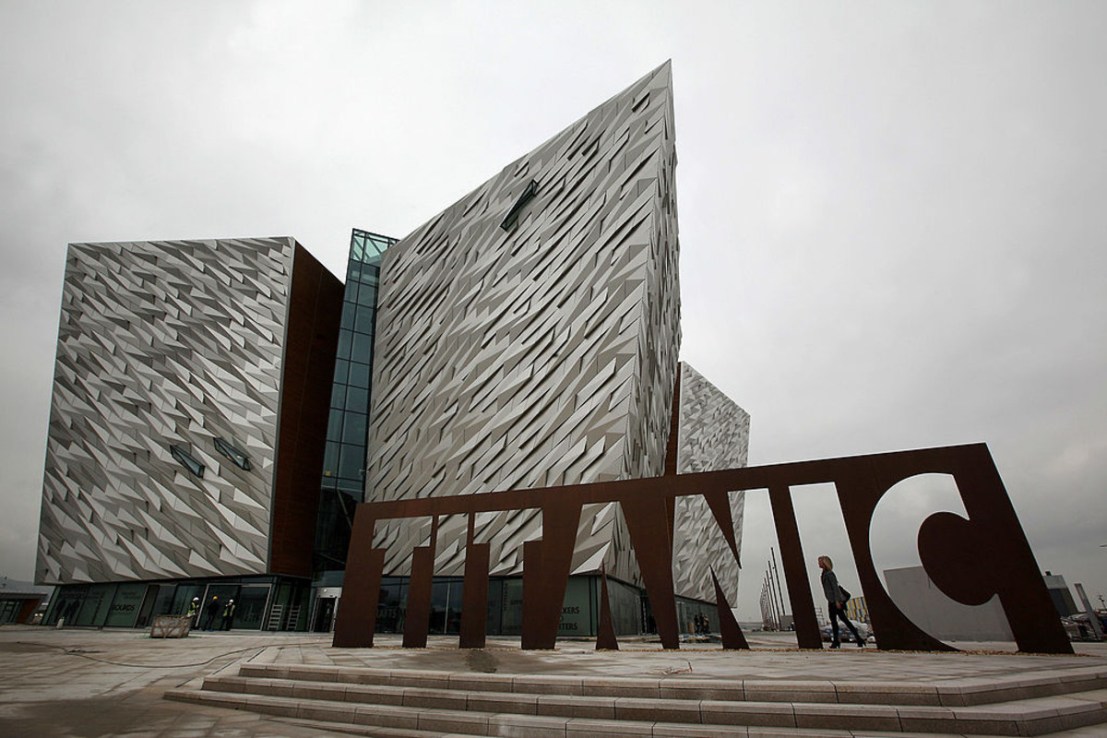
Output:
[186, 597, 200, 628]
[202, 595, 220, 630]
[221, 599, 236, 630]
[818, 555, 864, 648]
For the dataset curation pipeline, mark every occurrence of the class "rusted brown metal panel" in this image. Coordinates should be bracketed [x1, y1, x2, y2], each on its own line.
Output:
[403, 545, 434, 649]
[334, 443, 1072, 655]
[332, 507, 384, 648]
[768, 485, 823, 650]
[915, 446, 1071, 653]
[596, 565, 619, 651]
[269, 243, 344, 577]
[401, 516, 438, 649]
[835, 460, 950, 651]
[703, 489, 740, 565]
[622, 492, 681, 649]
[459, 542, 490, 649]
[711, 566, 749, 650]
[521, 501, 582, 650]
[663, 368, 681, 547]
[460, 514, 490, 649]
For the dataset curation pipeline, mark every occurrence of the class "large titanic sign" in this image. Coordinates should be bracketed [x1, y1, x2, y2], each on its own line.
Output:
[334, 443, 1071, 655]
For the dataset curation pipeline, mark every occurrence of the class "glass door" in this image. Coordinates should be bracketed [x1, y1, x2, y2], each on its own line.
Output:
[234, 584, 270, 630]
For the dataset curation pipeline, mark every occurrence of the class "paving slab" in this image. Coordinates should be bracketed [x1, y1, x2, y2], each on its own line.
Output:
[2, 624, 1106, 737]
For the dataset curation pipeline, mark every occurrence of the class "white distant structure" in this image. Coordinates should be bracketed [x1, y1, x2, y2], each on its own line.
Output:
[884, 566, 1014, 642]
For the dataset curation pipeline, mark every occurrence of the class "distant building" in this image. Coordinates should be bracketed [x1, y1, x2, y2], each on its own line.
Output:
[884, 566, 1013, 642]
[845, 595, 870, 625]
[0, 578, 51, 624]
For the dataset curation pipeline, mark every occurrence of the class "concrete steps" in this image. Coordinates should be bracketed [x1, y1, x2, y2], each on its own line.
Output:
[164, 661, 1107, 737]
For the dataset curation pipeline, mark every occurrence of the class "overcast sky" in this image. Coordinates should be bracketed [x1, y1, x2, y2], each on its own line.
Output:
[2, 1, 1104, 623]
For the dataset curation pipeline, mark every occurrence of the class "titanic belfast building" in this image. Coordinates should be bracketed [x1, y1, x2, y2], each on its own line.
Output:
[36, 62, 751, 636]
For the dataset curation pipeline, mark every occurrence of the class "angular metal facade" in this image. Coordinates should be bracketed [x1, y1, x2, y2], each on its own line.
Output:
[35, 63, 751, 624]
[673, 362, 751, 603]
[364, 63, 687, 584]
[36, 237, 338, 585]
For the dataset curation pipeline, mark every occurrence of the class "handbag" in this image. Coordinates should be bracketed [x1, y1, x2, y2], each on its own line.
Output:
[838, 586, 851, 605]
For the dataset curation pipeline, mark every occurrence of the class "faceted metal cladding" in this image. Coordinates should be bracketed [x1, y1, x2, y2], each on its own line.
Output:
[673, 362, 751, 604]
[365, 62, 682, 584]
[37, 237, 339, 585]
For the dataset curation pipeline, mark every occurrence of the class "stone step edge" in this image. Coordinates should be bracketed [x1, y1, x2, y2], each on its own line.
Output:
[169, 687, 972, 738]
[169, 683, 1107, 736]
[237, 662, 1107, 708]
[239, 710, 456, 738]
[275, 717, 463, 738]
[288, 714, 979, 738]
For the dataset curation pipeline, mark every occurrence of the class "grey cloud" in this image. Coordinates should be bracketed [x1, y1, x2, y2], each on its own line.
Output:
[2, 1, 1104, 615]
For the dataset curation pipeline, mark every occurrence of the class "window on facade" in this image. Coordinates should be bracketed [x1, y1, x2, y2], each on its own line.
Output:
[341, 301, 356, 330]
[345, 386, 369, 414]
[337, 445, 364, 480]
[170, 445, 205, 478]
[351, 332, 374, 364]
[333, 359, 349, 384]
[500, 179, 539, 231]
[213, 437, 252, 471]
[336, 330, 353, 361]
[322, 443, 339, 478]
[342, 413, 367, 446]
[354, 304, 376, 334]
[347, 361, 371, 387]
[326, 411, 343, 442]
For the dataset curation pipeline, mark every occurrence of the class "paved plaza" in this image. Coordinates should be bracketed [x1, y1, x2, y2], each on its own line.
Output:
[1, 624, 1105, 737]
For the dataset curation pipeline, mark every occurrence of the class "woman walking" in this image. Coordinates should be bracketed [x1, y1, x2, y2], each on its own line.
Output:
[818, 555, 864, 648]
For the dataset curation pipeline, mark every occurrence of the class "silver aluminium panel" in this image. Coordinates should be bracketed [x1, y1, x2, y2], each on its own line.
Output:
[366, 63, 682, 583]
[673, 362, 751, 603]
[36, 238, 295, 584]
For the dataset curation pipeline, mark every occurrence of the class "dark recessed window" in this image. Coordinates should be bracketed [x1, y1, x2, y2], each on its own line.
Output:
[214, 437, 251, 471]
[170, 445, 205, 478]
[500, 179, 539, 231]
